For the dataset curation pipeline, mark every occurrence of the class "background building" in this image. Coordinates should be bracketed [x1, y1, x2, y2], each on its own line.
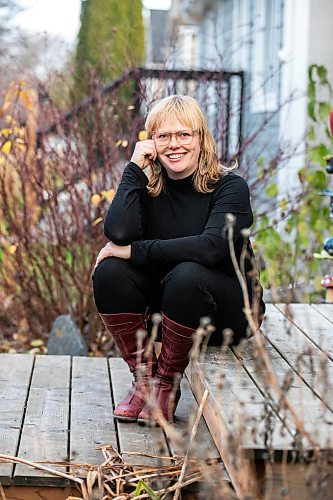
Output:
[146, 0, 333, 202]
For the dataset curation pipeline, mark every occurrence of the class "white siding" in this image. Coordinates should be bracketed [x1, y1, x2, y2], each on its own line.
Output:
[278, 0, 310, 197]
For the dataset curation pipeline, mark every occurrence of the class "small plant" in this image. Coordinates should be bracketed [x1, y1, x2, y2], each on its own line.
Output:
[253, 64, 333, 301]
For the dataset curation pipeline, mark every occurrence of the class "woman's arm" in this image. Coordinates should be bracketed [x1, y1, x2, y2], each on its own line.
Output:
[103, 162, 148, 245]
[103, 140, 157, 245]
[130, 175, 253, 267]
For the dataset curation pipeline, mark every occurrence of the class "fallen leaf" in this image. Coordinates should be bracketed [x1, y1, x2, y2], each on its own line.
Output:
[30, 339, 44, 348]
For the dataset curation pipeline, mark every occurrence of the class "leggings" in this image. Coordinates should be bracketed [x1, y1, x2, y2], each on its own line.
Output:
[92, 257, 265, 345]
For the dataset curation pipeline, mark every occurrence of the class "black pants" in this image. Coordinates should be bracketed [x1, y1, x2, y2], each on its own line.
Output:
[92, 258, 265, 345]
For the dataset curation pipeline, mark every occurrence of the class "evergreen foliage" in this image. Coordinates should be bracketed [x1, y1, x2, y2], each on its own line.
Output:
[75, 0, 145, 97]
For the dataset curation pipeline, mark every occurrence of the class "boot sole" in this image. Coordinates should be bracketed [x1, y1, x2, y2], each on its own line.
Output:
[113, 414, 138, 422]
[137, 417, 158, 427]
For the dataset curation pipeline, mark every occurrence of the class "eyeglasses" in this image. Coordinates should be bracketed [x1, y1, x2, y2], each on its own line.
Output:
[152, 129, 198, 146]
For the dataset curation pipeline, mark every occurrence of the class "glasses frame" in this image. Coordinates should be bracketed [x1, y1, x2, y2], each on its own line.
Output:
[152, 129, 198, 147]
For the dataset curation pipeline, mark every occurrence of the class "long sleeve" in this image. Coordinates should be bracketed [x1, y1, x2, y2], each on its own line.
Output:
[131, 174, 253, 267]
[104, 162, 148, 245]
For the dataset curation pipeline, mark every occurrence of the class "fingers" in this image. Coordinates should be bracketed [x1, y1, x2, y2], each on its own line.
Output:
[94, 242, 113, 270]
[130, 140, 157, 169]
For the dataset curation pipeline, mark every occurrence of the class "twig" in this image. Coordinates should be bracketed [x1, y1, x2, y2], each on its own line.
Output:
[173, 389, 209, 500]
[0, 454, 84, 485]
[226, 215, 321, 452]
[0, 482, 6, 500]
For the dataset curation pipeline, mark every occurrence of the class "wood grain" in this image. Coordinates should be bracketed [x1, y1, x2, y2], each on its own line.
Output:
[0, 354, 34, 485]
[70, 356, 117, 476]
[13, 356, 71, 486]
[261, 304, 333, 412]
[311, 303, 333, 324]
[275, 303, 333, 360]
[109, 357, 170, 467]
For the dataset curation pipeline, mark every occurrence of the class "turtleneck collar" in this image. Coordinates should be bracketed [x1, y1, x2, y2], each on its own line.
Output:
[162, 166, 195, 190]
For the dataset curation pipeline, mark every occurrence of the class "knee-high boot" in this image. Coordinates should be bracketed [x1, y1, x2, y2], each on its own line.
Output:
[99, 311, 157, 421]
[138, 314, 195, 423]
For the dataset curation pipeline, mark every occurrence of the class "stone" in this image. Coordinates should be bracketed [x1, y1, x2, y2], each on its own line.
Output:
[47, 315, 88, 356]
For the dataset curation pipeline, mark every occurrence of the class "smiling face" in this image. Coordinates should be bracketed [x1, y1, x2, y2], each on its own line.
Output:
[154, 119, 201, 180]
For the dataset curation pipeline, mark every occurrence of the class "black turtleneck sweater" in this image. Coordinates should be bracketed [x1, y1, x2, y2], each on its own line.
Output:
[104, 162, 256, 280]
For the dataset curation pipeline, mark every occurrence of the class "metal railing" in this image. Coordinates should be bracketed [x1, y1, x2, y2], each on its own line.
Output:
[39, 67, 244, 163]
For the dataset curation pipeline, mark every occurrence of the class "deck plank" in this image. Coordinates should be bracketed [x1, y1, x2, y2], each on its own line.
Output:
[171, 376, 222, 461]
[275, 303, 333, 360]
[311, 303, 333, 324]
[261, 304, 333, 412]
[13, 356, 71, 486]
[234, 331, 333, 450]
[109, 358, 170, 467]
[186, 347, 295, 458]
[0, 354, 35, 485]
[70, 356, 117, 476]
[172, 375, 230, 489]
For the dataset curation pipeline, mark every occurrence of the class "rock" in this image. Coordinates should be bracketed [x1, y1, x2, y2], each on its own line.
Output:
[47, 315, 88, 356]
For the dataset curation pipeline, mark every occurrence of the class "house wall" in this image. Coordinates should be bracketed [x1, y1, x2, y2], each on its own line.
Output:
[197, 0, 284, 205]
[164, 0, 298, 205]
[238, 0, 284, 200]
[308, 0, 333, 84]
[308, 0, 333, 147]
[277, 0, 310, 198]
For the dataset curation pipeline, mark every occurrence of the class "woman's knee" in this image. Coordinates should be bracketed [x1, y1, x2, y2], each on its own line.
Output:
[92, 257, 149, 314]
[92, 257, 129, 292]
[162, 262, 207, 293]
[161, 262, 215, 325]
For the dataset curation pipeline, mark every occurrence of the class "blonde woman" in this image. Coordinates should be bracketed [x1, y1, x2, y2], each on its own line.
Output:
[93, 95, 265, 424]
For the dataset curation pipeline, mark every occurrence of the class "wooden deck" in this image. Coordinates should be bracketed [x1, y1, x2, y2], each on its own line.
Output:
[186, 303, 333, 498]
[0, 303, 333, 499]
[0, 352, 225, 499]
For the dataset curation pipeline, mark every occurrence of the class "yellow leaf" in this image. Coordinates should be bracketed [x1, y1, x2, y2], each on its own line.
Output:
[14, 126, 26, 138]
[116, 139, 122, 147]
[138, 130, 147, 141]
[5, 115, 13, 123]
[127, 105, 135, 110]
[121, 140, 128, 147]
[92, 217, 103, 226]
[9, 244, 17, 254]
[0, 155, 5, 164]
[0, 128, 12, 138]
[91, 193, 101, 206]
[1, 141, 11, 155]
[101, 189, 115, 202]
[19, 90, 33, 110]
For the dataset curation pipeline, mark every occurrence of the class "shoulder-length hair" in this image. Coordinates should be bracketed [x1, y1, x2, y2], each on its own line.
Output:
[144, 95, 234, 196]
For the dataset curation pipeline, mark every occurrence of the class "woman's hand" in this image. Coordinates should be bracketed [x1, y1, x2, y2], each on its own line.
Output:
[94, 242, 131, 269]
[130, 139, 157, 169]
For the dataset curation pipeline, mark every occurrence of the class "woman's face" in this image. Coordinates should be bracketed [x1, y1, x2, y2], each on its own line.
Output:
[153, 118, 201, 179]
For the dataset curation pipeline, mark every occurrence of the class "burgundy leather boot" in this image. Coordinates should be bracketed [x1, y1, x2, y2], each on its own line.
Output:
[138, 314, 195, 424]
[99, 312, 156, 421]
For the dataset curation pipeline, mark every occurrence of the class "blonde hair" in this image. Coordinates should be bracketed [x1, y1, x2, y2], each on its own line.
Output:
[144, 95, 233, 196]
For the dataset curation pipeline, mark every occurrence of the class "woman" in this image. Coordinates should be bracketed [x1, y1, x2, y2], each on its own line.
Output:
[92, 95, 265, 424]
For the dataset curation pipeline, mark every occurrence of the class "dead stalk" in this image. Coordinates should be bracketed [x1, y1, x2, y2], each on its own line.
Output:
[173, 389, 209, 500]
[226, 215, 321, 454]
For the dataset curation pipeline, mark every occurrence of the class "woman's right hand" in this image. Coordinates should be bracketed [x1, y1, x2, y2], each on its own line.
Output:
[130, 140, 157, 169]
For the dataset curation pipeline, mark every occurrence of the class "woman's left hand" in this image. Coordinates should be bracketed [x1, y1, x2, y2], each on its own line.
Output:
[94, 242, 131, 269]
